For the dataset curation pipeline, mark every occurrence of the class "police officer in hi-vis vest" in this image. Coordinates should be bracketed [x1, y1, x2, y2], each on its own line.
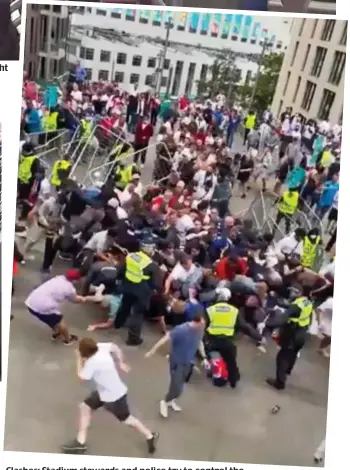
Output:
[266, 285, 313, 390]
[205, 288, 241, 389]
[115, 234, 162, 346]
[273, 187, 300, 236]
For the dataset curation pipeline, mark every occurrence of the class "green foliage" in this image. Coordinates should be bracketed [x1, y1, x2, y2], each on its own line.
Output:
[236, 52, 284, 111]
[196, 53, 242, 99]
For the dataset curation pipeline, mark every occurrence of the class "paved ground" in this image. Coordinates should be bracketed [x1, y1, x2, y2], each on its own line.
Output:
[4, 136, 329, 465]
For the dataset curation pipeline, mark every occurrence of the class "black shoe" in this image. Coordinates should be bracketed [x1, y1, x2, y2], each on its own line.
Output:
[241, 193, 246, 199]
[10, 315, 14, 321]
[63, 334, 78, 346]
[266, 378, 285, 390]
[126, 337, 143, 346]
[314, 457, 323, 465]
[51, 332, 61, 341]
[61, 438, 87, 454]
[147, 432, 159, 454]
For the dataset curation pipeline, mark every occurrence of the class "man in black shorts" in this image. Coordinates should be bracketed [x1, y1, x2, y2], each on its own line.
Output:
[62, 337, 159, 454]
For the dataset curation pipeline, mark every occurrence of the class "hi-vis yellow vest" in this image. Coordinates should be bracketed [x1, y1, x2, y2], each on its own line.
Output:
[288, 296, 313, 328]
[301, 236, 321, 268]
[320, 151, 332, 168]
[115, 163, 137, 186]
[207, 302, 238, 337]
[125, 252, 152, 284]
[43, 112, 58, 132]
[50, 160, 72, 186]
[81, 119, 92, 137]
[18, 154, 37, 183]
[245, 114, 256, 130]
[278, 191, 299, 215]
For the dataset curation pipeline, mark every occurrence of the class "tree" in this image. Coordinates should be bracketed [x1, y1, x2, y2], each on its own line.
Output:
[236, 52, 284, 112]
[196, 52, 242, 100]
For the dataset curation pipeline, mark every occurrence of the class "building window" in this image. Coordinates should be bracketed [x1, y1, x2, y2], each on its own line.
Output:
[290, 41, 299, 67]
[68, 45, 76, 55]
[147, 57, 156, 68]
[116, 53, 127, 65]
[96, 9, 106, 16]
[311, 19, 318, 38]
[126, 11, 136, 22]
[161, 76, 167, 87]
[321, 20, 335, 41]
[340, 23, 347, 46]
[318, 89, 335, 120]
[299, 19, 306, 36]
[164, 59, 170, 70]
[283, 71, 291, 95]
[98, 70, 109, 81]
[301, 44, 311, 71]
[100, 50, 111, 63]
[231, 35, 238, 41]
[177, 23, 185, 32]
[114, 71, 124, 83]
[293, 77, 301, 103]
[130, 73, 140, 84]
[311, 47, 327, 77]
[87, 8, 92, 14]
[145, 75, 154, 86]
[329, 51, 346, 86]
[85, 68, 92, 80]
[132, 55, 142, 66]
[53, 6, 61, 13]
[111, 11, 121, 19]
[301, 81, 317, 111]
[80, 47, 94, 61]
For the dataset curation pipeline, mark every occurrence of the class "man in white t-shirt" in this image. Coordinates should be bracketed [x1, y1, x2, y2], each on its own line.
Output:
[62, 338, 158, 454]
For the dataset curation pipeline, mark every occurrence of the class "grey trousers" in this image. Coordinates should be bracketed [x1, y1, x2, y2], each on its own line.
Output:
[165, 363, 192, 402]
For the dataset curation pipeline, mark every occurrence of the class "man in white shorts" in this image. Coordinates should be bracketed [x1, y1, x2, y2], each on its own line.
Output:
[62, 337, 159, 455]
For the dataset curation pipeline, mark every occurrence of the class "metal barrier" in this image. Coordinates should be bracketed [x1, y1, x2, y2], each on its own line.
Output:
[24, 129, 71, 150]
[83, 140, 173, 187]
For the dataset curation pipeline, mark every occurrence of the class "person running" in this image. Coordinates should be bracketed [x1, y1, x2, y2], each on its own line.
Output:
[25, 269, 83, 344]
[62, 337, 159, 455]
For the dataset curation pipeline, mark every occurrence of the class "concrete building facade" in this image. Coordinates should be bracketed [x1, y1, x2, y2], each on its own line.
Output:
[272, 18, 347, 125]
[65, 7, 291, 96]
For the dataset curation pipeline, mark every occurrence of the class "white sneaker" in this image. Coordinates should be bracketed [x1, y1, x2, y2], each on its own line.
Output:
[159, 400, 168, 418]
[170, 400, 182, 412]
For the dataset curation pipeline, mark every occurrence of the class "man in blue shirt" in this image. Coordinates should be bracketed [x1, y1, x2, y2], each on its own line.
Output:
[316, 174, 339, 220]
[145, 315, 206, 418]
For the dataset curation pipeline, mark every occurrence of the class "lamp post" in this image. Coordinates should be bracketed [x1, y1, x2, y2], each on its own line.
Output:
[155, 19, 171, 96]
[248, 37, 270, 111]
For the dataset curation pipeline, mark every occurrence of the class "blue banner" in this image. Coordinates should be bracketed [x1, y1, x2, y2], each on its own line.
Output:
[189, 12, 200, 32]
[200, 13, 211, 34]
[242, 16, 253, 40]
[232, 15, 243, 36]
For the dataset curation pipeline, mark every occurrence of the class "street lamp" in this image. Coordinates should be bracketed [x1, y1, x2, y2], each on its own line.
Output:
[248, 37, 272, 111]
[155, 20, 172, 96]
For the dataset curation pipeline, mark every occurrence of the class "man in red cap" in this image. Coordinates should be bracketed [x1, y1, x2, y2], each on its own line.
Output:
[25, 269, 85, 345]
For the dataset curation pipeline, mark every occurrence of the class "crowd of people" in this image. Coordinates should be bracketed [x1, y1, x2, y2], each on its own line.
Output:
[14, 69, 340, 461]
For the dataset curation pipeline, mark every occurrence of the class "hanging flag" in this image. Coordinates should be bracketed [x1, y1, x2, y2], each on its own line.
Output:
[125, 9, 136, 20]
[232, 15, 243, 36]
[189, 12, 200, 33]
[222, 14, 233, 37]
[177, 12, 188, 29]
[152, 10, 163, 25]
[251, 22, 261, 41]
[211, 13, 222, 36]
[200, 13, 211, 34]
[139, 11, 151, 22]
[242, 16, 253, 41]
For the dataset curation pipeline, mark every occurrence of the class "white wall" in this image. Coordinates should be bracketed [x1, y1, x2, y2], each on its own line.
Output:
[71, 7, 292, 54]
[68, 31, 259, 97]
